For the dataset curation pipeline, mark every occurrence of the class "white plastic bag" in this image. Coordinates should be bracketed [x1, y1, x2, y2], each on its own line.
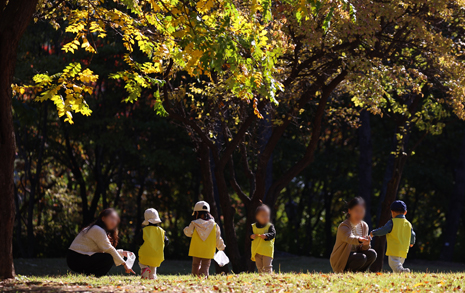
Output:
[213, 251, 229, 267]
[125, 252, 136, 270]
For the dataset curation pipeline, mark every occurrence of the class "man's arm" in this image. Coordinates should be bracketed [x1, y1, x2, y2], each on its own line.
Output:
[371, 220, 393, 237]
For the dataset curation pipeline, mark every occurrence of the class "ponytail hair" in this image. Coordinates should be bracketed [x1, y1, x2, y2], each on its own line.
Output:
[346, 197, 365, 219]
[255, 200, 271, 216]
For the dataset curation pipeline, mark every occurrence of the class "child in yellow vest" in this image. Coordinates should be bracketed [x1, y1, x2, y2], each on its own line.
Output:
[184, 201, 226, 277]
[137, 208, 168, 279]
[250, 202, 276, 274]
[370, 200, 416, 273]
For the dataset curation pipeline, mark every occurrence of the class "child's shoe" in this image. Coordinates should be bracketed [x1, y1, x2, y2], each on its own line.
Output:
[141, 267, 152, 279]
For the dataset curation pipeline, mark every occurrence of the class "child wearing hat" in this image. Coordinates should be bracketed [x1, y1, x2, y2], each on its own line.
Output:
[183, 201, 226, 277]
[137, 208, 168, 279]
[370, 200, 416, 273]
[249, 202, 275, 274]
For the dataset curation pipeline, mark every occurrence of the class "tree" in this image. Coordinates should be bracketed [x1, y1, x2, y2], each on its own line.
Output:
[0, 0, 40, 279]
[13, 0, 465, 272]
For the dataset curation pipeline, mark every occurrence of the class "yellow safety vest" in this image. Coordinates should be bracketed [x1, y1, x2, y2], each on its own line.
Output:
[386, 218, 412, 259]
[138, 226, 165, 267]
[251, 223, 274, 261]
[188, 225, 217, 259]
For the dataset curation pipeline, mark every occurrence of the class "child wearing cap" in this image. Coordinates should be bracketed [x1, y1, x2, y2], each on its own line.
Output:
[137, 208, 169, 279]
[370, 200, 416, 273]
[249, 201, 276, 274]
[183, 201, 226, 277]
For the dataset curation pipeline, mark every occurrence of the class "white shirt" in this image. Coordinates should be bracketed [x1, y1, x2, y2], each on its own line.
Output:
[69, 225, 125, 266]
[183, 219, 226, 251]
[350, 221, 363, 251]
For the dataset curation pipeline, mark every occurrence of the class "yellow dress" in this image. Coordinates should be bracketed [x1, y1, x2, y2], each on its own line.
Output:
[251, 223, 275, 261]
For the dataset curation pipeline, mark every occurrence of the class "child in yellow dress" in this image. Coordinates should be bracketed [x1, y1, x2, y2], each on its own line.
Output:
[184, 201, 226, 277]
[250, 202, 276, 274]
[138, 208, 168, 279]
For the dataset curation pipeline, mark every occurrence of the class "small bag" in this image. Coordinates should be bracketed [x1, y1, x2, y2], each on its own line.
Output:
[213, 250, 229, 267]
[125, 252, 136, 270]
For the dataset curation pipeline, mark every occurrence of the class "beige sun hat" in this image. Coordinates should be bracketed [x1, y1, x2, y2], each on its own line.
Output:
[142, 208, 161, 226]
[192, 201, 210, 215]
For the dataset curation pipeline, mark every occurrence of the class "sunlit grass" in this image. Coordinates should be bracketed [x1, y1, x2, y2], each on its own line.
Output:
[4, 257, 465, 292]
[2, 272, 465, 292]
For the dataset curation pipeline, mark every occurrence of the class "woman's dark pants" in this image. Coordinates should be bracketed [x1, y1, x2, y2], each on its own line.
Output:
[344, 249, 377, 272]
[67, 249, 114, 277]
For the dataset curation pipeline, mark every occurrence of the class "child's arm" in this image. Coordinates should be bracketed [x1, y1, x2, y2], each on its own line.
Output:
[371, 220, 393, 237]
[249, 225, 256, 240]
[262, 224, 276, 241]
[410, 228, 416, 247]
[215, 224, 226, 251]
[164, 235, 170, 246]
[183, 222, 195, 237]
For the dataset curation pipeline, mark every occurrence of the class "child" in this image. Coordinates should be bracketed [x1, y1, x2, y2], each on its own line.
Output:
[184, 201, 226, 277]
[250, 202, 276, 274]
[370, 200, 416, 273]
[138, 208, 168, 279]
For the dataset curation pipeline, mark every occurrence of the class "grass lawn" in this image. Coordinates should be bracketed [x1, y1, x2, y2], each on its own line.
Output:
[1, 257, 464, 292]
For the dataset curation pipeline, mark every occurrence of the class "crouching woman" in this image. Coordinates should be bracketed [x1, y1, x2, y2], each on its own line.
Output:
[67, 208, 135, 277]
[330, 197, 377, 273]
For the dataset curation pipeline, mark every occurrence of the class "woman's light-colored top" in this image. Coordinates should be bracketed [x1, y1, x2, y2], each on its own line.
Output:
[329, 219, 370, 273]
[350, 222, 363, 251]
[69, 225, 125, 266]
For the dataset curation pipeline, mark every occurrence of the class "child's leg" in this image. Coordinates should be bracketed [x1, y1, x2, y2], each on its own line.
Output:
[199, 258, 211, 277]
[139, 262, 152, 279]
[150, 267, 157, 279]
[262, 256, 273, 274]
[255, 254, 264, 273]
[388, 256, 409, 273]
[192, 257, 201, 276]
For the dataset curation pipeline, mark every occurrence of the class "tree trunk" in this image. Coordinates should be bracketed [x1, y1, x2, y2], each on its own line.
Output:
[197, 143, 229, 273]
[324, 186, 334, 258]
[376, 137, 396, 225]
[131, 176, 146, 252]
[358, 110, 372, 227]
[440, 132, 465, 260]
[213, 168, 244, 272]
[113, 154, 124, 208]
[14, 185, 25, 258]
[370, 153, 408, 272]
[0, 0, 39, 279]
[26, 104, 48, 258]
[62, 126, 91, 225]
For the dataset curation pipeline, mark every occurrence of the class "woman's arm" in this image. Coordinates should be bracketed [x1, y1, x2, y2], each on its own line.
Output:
[338, 224, 363, 246]
[88, 227, 125, 266]
[361, 222, 371, 250]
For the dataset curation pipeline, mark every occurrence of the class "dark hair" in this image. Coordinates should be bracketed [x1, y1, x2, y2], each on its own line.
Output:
[255, 200, 271, 216]
[195, 211, 213, 220]
[346, 197, 366, 219]
[84, 208, 119, 247]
